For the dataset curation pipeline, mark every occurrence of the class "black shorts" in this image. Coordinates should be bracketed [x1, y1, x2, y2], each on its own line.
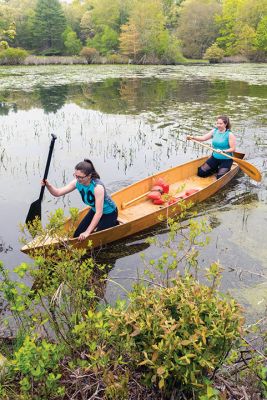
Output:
[206, 155, 233, 171]
[74, 208, 118, 237]
[198, 155, 233, 179]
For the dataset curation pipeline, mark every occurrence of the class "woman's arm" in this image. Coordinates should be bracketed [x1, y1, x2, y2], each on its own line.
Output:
[225, 133, 236, 153]
[187, 129, 214, 142]
[78, 185, 104, 240]
[42, 179, 76, 197]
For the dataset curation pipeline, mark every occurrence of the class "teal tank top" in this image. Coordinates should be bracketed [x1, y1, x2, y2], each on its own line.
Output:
[76, 179, 117, 214]
[212, 128, 233, 159]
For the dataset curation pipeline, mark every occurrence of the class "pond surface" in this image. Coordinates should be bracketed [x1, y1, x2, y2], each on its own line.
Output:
[0, 64, 266, 317]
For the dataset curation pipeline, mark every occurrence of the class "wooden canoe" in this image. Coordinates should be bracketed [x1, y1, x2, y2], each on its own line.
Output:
[21, 152, 244, 255]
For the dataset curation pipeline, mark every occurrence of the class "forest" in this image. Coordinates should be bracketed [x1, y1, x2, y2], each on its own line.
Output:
[0, 0, 267, 64]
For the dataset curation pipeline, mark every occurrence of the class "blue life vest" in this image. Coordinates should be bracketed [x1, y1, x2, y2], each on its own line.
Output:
[76, 179, 116, 214]
[212, 128, 233, 160]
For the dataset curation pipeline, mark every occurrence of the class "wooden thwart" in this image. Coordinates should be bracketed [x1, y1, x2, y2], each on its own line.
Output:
[121, 191, 150, 209]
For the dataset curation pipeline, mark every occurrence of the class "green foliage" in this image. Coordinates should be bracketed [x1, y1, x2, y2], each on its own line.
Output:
[11, 336, 64, 398]
[87, 26, 119, 55]
[108, 273, 243, 396]
[0, 46, 28, 64]
[203, 43, 225, 63]
[256, 16, 267, 52]
[62, 26, 82, 55]
[32, 0, 66, 54]
[0, 21, 16, 48]
[216, 0, 267, 59]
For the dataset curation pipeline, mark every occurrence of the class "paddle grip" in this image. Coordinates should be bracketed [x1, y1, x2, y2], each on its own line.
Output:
[39, 134, 57, 201]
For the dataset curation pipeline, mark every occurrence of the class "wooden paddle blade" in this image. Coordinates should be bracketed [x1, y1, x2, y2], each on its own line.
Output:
[235, 158, 262, 182]
[26, 199, 41, 225]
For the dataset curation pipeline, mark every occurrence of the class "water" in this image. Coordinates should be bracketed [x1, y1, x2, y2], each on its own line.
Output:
[0, 64, 266, 317]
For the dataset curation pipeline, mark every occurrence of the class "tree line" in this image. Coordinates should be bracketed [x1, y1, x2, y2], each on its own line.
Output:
[0, 0, 266, 64]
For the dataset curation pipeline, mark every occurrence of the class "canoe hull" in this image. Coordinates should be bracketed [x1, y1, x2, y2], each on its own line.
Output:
[21, 153, 244, 255]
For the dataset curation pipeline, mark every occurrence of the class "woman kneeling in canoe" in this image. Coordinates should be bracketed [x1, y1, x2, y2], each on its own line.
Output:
[42, 159, 118, 241]
[187, 115, 236, 179]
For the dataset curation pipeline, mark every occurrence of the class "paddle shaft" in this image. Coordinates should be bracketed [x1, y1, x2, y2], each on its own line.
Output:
[39, 134, 57, 201]
[26, 134, 57, 224]
[190, 139, 235, 160]
[189, 138, 262, 182]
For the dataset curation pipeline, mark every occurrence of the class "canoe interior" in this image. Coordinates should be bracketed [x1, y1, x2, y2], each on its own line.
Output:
[21, 153, 244, 254]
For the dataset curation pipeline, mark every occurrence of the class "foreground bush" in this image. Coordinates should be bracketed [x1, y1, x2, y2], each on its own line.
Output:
[0, 48, 29, 65]
[0, 210, 265, 399]
[106, 272, 243, 396]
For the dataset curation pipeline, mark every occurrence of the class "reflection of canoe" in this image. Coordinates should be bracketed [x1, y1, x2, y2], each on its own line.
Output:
[21, 153, 244, 255]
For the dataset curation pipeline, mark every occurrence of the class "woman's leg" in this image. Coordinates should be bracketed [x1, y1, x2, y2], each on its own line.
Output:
[73, 209, 95, 237]
[74, 209, 119, 237]
[96, 209, 118, 231]
[216, 159, 233, 179]
[198, 156, 219, 177]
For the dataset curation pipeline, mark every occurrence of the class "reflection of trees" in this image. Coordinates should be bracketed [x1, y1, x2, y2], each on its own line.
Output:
[0, 102, 10, 116]
[38, 85, 68, 113]
[0, 100, 17, 116]
[1, 79, 266, 115]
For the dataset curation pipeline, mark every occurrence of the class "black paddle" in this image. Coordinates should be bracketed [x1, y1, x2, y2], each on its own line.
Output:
[26, 134, 57, 225]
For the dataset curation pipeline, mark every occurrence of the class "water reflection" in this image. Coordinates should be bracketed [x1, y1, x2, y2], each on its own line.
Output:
[0, 77, 266, 117]
[0, 101, 17, 116]
[38, 85, 68, 113]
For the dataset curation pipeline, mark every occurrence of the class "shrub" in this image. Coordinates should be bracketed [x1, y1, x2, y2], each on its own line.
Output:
[0, 47, 28, 65]
[109, 271, 243, 396]
[10, 336, 64, 398]
[203, 43, 224, 63]
[80, 47, 99, 64]
[106, 53, 129, 64]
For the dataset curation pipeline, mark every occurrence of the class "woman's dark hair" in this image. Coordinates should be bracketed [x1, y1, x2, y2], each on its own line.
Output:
[75, 159, 100, 179]
[217, 115, 231, 130]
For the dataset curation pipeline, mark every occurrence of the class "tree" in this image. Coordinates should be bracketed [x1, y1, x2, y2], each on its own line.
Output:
[0, 0, 37, 50]
[233, 24, 256, 57]
[63, 26, 82, 55]
[32, 0, 66, 54]
[86, 26, 119, 54]
[120, 22, 141, 59]
[119, 0, 183, 63]
[86, 0, 131, 31]
[256, 16, 267, 52]
[62, 0, 87, 38]
[216, 0, 267, 56]
[80, 11, 94, 41]
[177, 0, 221, 59]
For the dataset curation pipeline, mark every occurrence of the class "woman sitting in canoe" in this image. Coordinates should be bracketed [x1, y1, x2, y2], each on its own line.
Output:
[187, 115, 236, 179]
[42, 159, 118, 241]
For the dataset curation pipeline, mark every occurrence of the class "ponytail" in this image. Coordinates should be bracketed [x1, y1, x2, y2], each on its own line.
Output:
[75, 159, 100, 179]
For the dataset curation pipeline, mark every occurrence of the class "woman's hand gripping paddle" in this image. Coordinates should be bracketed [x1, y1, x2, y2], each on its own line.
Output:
[189, 138, 262, 182]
